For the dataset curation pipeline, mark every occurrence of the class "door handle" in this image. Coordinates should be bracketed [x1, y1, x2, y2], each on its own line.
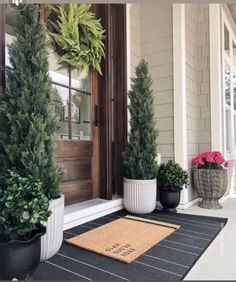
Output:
[94, 104, 100, 127]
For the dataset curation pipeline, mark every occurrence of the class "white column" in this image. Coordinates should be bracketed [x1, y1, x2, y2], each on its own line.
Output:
[173, 4, 188, 205]
[209, 4, 223, 153]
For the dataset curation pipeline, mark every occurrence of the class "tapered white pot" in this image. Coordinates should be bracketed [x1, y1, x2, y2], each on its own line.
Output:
[124, 178, 157, 214]
[40, 194, 65, 261]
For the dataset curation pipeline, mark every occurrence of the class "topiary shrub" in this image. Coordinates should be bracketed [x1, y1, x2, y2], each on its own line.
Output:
[0, 4, 62, 200]
[123, 59, 158, 180]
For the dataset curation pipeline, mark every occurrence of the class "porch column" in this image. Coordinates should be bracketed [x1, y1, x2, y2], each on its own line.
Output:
[209, 4, 223, 152]
[173, 4, 188, 205]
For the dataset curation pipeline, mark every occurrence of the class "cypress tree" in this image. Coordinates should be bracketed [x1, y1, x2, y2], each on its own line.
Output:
[123, 59, 158, 179]
[0, 4, 62, 199]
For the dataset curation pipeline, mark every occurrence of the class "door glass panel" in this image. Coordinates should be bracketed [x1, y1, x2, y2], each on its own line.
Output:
[52, 85, 69, 139]
[234, 72, 236, 110]
[48, 47, 70, 86]
[5, 7, 17, 67]
[71, 90, 91, 140]
[71, 70, 92, 93]
[234, 115, 236, 150]
[224, 24, 230, 56]
[226, 110, 230, 152]
[233, 42, 236, 66]
[225, 61, 231, 106]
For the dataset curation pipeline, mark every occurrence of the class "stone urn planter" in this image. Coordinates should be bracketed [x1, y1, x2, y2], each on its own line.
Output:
[192, 169, 228, 209]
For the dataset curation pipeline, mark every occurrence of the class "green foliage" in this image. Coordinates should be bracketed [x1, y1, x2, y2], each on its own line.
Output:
[123, 60, 158, 179]
[47, 4, 105, 75]
[0, 4, 63, 200]
[157, 160, 189, 191]
[0, 171, 51, 242]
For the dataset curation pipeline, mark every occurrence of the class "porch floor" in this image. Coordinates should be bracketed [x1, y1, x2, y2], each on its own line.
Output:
[182, 196, 236, 280]
[32, 205, 228, 281]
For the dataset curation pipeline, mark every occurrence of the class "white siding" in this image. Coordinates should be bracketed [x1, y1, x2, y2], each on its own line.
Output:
[197, 5, 211, 154]
[130, 4, 141, 76]
[184, 4, 211, 201]
[140, 3, 174, 163]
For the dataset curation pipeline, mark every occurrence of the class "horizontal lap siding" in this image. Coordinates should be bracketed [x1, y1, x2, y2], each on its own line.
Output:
[186, 4, 211, 201]
[186, 4, 199, 202]
[140, 3, 174, 163]
[130, 4, 140, 77]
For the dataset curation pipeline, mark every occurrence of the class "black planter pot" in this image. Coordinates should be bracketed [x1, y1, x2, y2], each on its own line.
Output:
[159, 189, 180, 212]
[0, 225, 46, 280]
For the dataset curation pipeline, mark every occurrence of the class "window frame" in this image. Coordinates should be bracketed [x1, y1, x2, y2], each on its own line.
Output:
[222, 7, 236, 160]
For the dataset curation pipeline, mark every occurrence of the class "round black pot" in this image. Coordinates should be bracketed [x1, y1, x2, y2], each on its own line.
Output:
[159, 189, 180, 212]
[0, 225, 46, 280]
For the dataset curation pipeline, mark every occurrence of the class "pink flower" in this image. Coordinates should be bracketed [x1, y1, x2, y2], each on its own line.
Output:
[192, 151, 226, 169]
[206, 155, 214, 163]
[215, 155, 224, 164]
[224, 162, 229, 168]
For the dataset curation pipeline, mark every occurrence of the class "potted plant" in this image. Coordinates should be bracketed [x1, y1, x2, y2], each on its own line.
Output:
[0, 4, 63, 262]
[192, 151, 228, 209]
[157, 160, 188, 212]
[123, 60, 158, 214]
[0, 171, 50, 280]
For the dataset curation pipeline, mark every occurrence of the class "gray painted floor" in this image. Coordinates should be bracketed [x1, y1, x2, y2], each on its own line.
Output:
[182, 196, 236, 281]
[33, 209, 227, 281]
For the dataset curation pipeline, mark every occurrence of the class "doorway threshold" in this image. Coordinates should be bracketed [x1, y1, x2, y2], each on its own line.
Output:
[64, 196, 124, 230]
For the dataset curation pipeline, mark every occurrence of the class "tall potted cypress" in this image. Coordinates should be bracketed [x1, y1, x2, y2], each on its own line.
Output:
[123, 60, 158, 214]
[0, 4, 63, 261]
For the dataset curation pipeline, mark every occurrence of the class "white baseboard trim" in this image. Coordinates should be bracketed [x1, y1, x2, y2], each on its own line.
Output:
[156, 197, 201, 211]
[64, 197, 124, 230]
[219, 190, 236, 203]
[178, 197, 201, 210]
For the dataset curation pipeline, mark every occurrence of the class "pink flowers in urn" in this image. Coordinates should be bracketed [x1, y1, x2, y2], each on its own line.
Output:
[192, 151, 228, 169]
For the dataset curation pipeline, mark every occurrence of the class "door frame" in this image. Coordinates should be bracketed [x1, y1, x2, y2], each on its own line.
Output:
[97, 4, 127, 199]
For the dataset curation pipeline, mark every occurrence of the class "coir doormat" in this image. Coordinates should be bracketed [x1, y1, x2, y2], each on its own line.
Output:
[66, 215, 180, 263]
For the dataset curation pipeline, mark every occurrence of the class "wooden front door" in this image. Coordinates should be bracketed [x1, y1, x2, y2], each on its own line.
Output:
[39, 5, 101, 207]
[54, 71, 100, 206]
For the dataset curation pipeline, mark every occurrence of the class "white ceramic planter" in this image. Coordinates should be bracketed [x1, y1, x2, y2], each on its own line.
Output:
[40, 194, 65, 261]
[124, 178, 157, 214]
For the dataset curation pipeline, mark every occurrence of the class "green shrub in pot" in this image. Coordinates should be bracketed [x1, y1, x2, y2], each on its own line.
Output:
[122, 60, 158, 214]
[0, 170, 50, 280]
[157, 160, 188, 211]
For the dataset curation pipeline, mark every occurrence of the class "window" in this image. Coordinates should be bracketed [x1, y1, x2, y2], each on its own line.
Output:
[222, 13, 236, 159]
[224, 24, 230, 56]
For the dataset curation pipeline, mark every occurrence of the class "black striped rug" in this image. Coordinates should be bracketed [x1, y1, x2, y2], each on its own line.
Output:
[33, 209, 227, 281]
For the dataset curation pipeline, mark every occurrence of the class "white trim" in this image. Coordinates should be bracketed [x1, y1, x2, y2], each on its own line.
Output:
[126, 4, 131, 134]
[126, 4, 131, 92]
[209, 4, 223, 152]
[156, 197, 201, 211]
[64, 197, 124, 230]
[173, 4, 188, 205]
[177, 197, 201, 210]
[220, 6, 236, 161]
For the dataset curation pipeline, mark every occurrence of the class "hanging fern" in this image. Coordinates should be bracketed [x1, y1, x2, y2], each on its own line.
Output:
[47, 4, 105, 75]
